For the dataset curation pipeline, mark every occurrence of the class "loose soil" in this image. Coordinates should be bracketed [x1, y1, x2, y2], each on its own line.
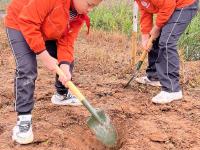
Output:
[0, 22, 200, 150]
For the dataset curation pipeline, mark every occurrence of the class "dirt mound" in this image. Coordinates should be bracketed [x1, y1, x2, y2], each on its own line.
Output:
[0, 26, 200, 150]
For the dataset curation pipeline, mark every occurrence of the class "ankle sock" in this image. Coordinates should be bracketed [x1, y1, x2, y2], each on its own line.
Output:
[18, 111, 31, 116]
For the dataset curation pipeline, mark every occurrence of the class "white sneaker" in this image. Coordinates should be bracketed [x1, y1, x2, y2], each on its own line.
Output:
[152, 90, 183, 104]
[135, 76, 161, 87]
[12, 114, 33, 144]
[51, 92, 82, 106]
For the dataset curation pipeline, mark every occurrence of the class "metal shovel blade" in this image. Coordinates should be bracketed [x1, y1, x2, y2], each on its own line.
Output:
[87, 109, 117, 147]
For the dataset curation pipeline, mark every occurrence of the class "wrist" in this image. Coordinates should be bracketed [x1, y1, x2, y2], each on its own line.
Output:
[154, 25, 161, 30]
[141, 34, 150, 39]
[141, 34, 150, 41]
[142, 34, 150, 37]
[37, 50, 48, 57]
[60, 64, 70, 71]
[59, 61, 71, 66]
[36, 49, 46, 55]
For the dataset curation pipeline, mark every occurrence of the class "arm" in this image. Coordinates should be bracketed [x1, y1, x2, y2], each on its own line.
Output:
[152, 0, 176, 28]
[18, 0, 59, 73]
[139, 7, 153, 49]
[139, 7, 153, 34]
[18, 0, 54, 53]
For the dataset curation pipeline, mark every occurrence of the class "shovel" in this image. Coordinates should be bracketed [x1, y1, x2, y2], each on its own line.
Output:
[55, 66, 117, 147]
[124, 36, 154, 88]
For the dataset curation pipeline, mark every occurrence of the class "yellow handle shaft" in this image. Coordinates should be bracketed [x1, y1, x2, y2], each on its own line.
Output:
[139, 51, 148, 62]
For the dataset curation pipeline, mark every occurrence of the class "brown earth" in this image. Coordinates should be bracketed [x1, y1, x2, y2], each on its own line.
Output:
[0, 22, 200, 150]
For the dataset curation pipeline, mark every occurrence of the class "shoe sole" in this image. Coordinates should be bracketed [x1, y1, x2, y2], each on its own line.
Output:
[135, 79, 161, 87]
[51, 99, 82, 106]
[12, 134, 34, 144]
[152, 97, 183, 104]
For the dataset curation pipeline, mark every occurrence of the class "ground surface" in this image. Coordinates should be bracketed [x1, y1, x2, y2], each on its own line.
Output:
[0, 22, 200, 150]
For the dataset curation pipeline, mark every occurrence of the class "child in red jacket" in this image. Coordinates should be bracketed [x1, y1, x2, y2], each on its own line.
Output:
[5, 0, 102, 144]
[135, 0, 198, 104]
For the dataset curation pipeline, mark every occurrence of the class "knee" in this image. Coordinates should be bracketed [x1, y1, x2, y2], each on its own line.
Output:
[17, 63, 37, 80]
[159, 38, 177, 49]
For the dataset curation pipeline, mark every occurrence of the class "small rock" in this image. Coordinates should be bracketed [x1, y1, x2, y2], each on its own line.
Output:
[149, 132, 169, 143]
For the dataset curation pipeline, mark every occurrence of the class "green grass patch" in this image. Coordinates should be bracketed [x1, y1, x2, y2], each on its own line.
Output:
[179, 12, 200, 61]
[89, 1, 132, 36]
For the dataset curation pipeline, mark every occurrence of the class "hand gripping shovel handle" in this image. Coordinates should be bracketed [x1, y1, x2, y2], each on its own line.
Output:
[55, 65, 86, 101]
[55, 66, 102, 123]
[136, 36, 154, 70]
[124, 36, 154, 88]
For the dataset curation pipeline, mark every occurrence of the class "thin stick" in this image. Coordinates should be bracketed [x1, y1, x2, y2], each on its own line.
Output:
[131, 1, 138, 68]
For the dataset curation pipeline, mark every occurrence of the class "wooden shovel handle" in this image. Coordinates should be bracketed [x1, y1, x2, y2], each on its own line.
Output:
[55, 66, 86, 102]
[139, 36, 154, 61]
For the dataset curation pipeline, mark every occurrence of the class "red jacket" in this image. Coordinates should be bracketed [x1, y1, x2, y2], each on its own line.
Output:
[5, 0, 89, 64]
[136, 0, 195, 34]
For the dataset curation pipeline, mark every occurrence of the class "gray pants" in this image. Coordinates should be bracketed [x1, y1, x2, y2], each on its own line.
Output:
[147, 0, 198, 92]
[6, 28, 73, 113]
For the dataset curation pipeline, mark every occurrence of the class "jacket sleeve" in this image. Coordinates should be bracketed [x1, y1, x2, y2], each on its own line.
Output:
[152, 0, 176, 28]
[139, 7, 153, 34]
[18, 0, 54, 54]
[57, 18, 84, 64]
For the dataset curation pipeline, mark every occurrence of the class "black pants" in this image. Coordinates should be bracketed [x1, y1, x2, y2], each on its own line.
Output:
[6, 28, 73, 113]
[45, 41, 74, 95]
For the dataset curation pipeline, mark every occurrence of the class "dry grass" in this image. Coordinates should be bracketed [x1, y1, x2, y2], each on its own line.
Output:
[0, 1, 8, 11]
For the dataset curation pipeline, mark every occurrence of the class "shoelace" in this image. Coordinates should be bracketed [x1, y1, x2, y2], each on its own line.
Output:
[67, 93, 77, 100]
[59, 93, 75, 101]
[18, 121, 31, 133]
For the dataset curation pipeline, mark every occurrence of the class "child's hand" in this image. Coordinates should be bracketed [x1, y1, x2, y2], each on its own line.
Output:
[59, 64, 71, 86]
[141, 34, 150, 51]
[150, 25, 161, 39]
[37, 50, 58, 72]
